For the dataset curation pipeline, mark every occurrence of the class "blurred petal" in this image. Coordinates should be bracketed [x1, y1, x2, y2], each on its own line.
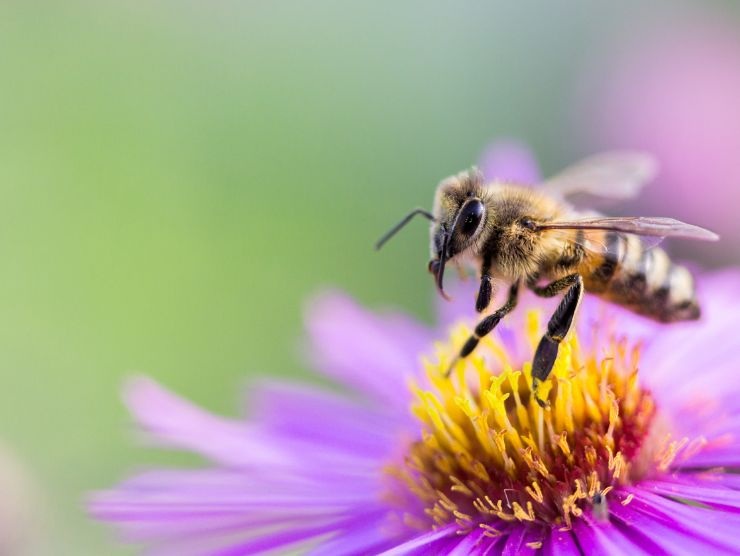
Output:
[572, 520, 656, 556]
[305, 291, 431, 408]
[124, 376, 287, 468]
[581, 19, 740, 264]
[447, 528, 485, 555]
[377, 525, 457, 556]
[542, 528, 582, 556]
[612, 489, 740, 554]
[478, 140, 541, 183]
[125, 377, 382, 475]
[641, 270, 740, 396]
[204, 509, 388, 556]
[92, 467, 392, 553]
[501, 526, 527, 556]
[141, 509, 389, 556]
[307, 518, 402, 556]
[641, 477, 740, 511]
[249, 381, 399, 456]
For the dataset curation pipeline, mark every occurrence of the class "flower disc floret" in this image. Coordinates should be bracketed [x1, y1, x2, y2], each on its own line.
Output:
[389, 311, 683, 534]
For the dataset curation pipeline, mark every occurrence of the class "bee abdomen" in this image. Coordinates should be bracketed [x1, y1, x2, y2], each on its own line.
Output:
[584, 232, 699, 322]
[648, 262, 700, 322]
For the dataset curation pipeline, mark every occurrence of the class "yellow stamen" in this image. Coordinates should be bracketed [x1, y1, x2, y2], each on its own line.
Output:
[387, 311, 662, 530]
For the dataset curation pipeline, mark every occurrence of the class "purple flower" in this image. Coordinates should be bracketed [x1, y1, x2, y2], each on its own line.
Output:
[91, 146, 740, 554]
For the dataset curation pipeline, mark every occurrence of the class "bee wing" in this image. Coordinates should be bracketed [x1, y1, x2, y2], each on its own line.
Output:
[544, 228, 665, 256]
[539, 216, 719, 241]
[540, 152, 658, 200]
[540, 216, 719, 259]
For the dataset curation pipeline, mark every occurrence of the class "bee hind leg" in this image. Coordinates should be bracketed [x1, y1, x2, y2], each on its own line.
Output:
[528, 273, 580, 298]
[445, 281, 519, 377]
[530, 274, 583, 407]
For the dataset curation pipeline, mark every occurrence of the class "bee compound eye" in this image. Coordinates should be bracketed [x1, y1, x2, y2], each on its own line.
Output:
[521, 218, 537, 231]
[459, 200, 484, 236]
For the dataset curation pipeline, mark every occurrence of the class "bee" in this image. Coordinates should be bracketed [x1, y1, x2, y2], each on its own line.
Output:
[376, 152, 719, 406]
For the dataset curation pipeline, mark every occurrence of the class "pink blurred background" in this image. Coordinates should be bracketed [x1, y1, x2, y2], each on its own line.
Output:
[576, 12, 740, 266]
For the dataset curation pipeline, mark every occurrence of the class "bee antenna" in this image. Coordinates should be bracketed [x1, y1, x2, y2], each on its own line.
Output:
[375, 208, 435, 250]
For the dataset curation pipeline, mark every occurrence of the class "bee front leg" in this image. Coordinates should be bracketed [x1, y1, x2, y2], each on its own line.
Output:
[445, 281, 519, 377]
[475, 257, 494, 313]
[530, 274, 584, 407]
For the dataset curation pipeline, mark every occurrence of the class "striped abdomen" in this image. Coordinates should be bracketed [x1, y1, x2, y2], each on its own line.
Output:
[581, 232, 700, 322]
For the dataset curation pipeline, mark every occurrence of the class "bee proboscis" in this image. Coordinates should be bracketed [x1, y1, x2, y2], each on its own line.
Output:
[376, 152, 719, 406]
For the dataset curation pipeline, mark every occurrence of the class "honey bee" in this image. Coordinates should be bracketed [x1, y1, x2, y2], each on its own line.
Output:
[376, 152, 719, 405]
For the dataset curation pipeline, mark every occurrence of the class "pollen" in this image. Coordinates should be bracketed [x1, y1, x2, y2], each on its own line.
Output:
[389, 311, 664, 532]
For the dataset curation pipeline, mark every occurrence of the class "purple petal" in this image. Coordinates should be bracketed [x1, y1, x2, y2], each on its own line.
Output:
[124, 379, 381, 478]
[575, 294, 657, 343]
[248, 381, 401, 457]
[501, 525, 528, 556]
[89, 469, 384, 545]
[641, 478, 740, 511]
[305, 291, 432, 408]
[123, 377, 287, 468]
[447, 528, 486, 556]
[306, 517, 403, 556]
[640, 270, 740, 396]
[209, 509, 388, 556]
[130, 373, 402, 479]
[672, 413, 740, 469]
[481, 534, 510, 556]
[94, 468, 377, 512]
[518, 526, 548, 556]
[611, 488, 740, 553]
[541, 527, 581, 556]
[488, 524, 546, 556]
[377, 524, 458, 556]
[572, 519, 659, 556]
[691, 473, 740, 490]
[91, 471, 387, 554]
[478, 140, 541, 184]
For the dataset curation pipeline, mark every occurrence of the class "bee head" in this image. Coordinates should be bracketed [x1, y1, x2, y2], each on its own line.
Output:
[428, 168, 487, 299]
[374, 167, 491, 301]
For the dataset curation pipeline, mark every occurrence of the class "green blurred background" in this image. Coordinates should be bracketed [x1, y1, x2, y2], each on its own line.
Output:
[0, 1, 738, 554]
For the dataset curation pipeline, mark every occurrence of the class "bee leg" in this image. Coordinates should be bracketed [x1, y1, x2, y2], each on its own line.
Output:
[528, 273, 580, 298]
[476, 257, 494, 313]
[531, 274, 583, 407]
[445, 281, 519, 376]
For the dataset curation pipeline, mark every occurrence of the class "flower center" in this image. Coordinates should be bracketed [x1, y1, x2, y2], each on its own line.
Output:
[387, 311, 683, 533]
